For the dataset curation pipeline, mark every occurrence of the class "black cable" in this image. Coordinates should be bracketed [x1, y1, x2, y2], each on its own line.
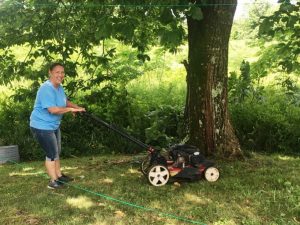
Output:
[83, 112, 150, 149]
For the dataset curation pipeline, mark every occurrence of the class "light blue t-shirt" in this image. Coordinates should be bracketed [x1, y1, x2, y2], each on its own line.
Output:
[30, 80, 67, 130]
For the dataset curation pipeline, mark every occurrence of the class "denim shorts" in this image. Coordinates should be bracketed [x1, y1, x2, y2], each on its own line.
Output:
[30, 127, 61, 161]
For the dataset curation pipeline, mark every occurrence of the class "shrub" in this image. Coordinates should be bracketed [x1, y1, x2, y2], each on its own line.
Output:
[0, 98, 42, 160]
[230, 89, 300, 154]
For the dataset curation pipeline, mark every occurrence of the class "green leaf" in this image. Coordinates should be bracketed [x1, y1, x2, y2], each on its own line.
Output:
[159, 8, 174, 24]
[259, 19, 273, 36]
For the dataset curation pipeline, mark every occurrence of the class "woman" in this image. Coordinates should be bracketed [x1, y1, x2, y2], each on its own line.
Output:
[30, 62, 85, 189]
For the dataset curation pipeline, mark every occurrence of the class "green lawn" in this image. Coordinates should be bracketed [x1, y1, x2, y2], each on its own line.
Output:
[0, 153, 299, 225]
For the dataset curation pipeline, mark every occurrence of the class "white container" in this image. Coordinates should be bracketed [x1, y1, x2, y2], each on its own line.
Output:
[0, 145, 20, 164]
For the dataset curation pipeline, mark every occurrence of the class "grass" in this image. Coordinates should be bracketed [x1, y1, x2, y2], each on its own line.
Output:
[125, 38, 260, 110]
[228, 39, 260, 73]
[0, 153, 299, 225]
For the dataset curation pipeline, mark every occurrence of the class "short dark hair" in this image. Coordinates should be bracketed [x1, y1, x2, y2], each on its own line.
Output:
[49, 62, 64, 71]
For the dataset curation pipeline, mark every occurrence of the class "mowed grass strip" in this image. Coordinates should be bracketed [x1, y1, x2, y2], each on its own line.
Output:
[0, 153, 299, 225]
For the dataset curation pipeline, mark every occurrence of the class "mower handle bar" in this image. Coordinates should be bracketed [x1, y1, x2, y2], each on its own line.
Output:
[82, 112, 151, 150]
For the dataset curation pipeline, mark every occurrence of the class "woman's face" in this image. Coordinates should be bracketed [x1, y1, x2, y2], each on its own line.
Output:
[49, 65, 65, 87]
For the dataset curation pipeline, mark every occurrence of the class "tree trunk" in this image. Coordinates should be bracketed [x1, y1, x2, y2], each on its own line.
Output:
[185, 0, 243, 158]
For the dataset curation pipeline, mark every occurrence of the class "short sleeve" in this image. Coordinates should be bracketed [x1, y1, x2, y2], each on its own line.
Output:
[38, 85, 57, 109]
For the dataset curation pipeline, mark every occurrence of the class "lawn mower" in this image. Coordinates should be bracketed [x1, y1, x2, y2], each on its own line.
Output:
[84, 112, 220, 186]
[140, 144, 219, 186]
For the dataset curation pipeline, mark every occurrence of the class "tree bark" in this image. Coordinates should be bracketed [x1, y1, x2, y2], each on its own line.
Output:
[185, 0, 243, 158]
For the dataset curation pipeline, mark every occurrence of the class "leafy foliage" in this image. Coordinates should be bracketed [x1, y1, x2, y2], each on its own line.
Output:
[0, 0, 190, 114]
[0, 0, 189, 158]
[1, 0, 299, 158]
[0, 98, 41, 160]
[0, 44, 188, 159]
[258, 0, 300, 73]
[230, 89, 300, 153]
[144, 105, 183, 148]
[229, 59, 300, 154]
[229, 60, 255, 103]
[231, 0, 273, 40]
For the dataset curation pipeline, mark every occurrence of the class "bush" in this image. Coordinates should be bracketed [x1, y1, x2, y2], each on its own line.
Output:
[0, 98, 42, 160]
[230, 89, 300, 154]
[143, 105, 183, 148]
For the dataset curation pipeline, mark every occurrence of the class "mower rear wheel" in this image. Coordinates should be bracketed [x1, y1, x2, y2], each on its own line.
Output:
[204, 167, 219, 182]
[147, 165, 169, 186]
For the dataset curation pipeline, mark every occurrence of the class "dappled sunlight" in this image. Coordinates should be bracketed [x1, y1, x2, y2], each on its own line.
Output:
[22, 167, 35, 171]
[99, 178, 114, 184]
[126, 168, 140, 174]
[277, 155, 299, 161]
[90, 215, 131, 225]
[1, 154, 298, 224]
[184, 193, 212, 205]
[114, 210, 126, 218]
[213, 219, 237, 225]
[164, 219, 181, 225]
[61, 166, 78, 170]
[66, 195, 94, 209]
[9, 170, 44, 177]
[96, 202, 107, 207]
[68, 216, 88, 224]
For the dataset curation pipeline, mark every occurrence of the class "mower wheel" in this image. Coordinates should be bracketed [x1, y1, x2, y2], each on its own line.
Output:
[147, 165, 169, 186]
[141, 154, 152, 176]
[204, 167, 219, 182]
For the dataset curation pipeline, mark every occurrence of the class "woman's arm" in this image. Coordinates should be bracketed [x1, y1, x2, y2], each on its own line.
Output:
[66, 100, 85, 110]
[48, 100, 85, 115]
[47, 106, 83, 115]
